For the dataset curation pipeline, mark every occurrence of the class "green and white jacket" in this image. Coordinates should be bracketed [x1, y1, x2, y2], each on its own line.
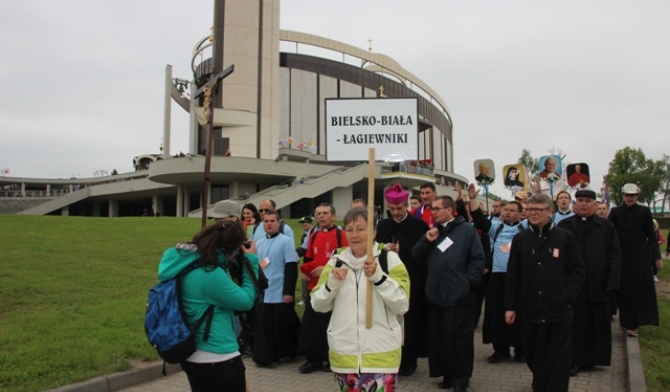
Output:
[311, 243, 410, 374]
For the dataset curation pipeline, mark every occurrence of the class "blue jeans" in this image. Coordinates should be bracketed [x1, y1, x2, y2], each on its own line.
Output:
[181, 355, 246, 392]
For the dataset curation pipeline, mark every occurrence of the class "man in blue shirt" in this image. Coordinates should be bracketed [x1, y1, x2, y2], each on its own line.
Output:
[252, 210, 300, 365]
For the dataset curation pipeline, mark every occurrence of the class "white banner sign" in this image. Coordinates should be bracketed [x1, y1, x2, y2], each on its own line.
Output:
[325, 98, 418, 162]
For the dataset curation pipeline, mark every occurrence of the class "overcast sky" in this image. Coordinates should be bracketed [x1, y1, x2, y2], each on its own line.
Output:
[1, 0, 668, 198]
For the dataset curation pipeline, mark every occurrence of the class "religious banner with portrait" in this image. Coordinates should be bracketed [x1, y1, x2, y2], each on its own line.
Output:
[473, 159, 495, 185]
[502, 164, 527, 190]
[566, 162, 591, 190]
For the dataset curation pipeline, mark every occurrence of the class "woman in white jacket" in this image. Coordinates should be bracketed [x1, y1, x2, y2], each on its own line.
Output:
[311, 207, 410, 391]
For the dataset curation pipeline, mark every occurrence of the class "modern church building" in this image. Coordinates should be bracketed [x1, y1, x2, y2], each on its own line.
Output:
[0, 0, 467, 218]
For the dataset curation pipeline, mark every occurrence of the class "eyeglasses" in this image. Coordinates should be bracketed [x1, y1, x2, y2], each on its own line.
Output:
[258, 209, 269, 213]
[429, 206, 447, 212]
[526, 207, 548, 214]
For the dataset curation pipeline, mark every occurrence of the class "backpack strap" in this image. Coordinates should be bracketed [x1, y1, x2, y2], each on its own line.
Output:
[378, 248, 389, 274]
[176, 261, 203, 278]
[307, 230, 319, 255]
[279, 221, 285, 234]
[176, 263, 214, 340]
[238, 254, 264, 305]
[252, 223, 260, 235]
[492, 222, 523, 244]
[193, 305, 215, 339]
[336, 227, 342, 248]
[492, 223, 505, 244]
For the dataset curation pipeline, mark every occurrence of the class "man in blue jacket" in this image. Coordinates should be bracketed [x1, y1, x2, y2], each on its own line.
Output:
[412, 195, 485, 392]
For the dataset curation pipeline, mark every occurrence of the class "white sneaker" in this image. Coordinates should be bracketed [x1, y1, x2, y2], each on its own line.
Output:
[654, 275, 659, 283]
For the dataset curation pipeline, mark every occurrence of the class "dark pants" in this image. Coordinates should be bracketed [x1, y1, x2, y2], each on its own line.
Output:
[427, 303, 476, 388]
[474, 272, 489, 327]
[298, 296, 331, 363]
[484, 273, 523, 354]
[181, 355, 246, 392]
[522, 317, 573, 392]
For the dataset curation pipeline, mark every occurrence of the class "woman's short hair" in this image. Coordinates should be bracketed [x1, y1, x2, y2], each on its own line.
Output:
[343, 207, 368, 226]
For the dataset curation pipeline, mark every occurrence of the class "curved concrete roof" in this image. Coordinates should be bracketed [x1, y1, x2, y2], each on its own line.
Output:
[280, 30, 451, 119]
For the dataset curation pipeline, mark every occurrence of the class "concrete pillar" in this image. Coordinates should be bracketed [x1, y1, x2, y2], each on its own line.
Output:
[154, 196, 164, 217]
[206, 185, 212, 209]
[46, 184, 51, 197]
[230, 181, 240, 198]
[108, 200, 119, 217]
[152, 195, 159, 216]
[176, 185, 184, 218]
[332, 186, 353, 218]
[61, 206, 69, 216]
[184, 188, 191, 217]
[21, 182, 26, 197]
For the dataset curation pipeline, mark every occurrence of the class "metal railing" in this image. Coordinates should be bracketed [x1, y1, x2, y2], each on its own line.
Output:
[0, 189, 71, 199]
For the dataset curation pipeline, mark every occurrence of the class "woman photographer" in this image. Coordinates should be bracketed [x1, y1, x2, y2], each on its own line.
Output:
[157, 219, 259, 392]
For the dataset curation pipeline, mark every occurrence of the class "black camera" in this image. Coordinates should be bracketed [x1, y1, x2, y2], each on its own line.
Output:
[243, 241, 252, 249]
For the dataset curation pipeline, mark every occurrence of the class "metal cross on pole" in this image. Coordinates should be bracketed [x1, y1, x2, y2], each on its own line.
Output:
[193, 64, 234, 228]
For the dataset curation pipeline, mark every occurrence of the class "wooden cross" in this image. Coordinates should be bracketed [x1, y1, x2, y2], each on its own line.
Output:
[193, 64, 235, 228]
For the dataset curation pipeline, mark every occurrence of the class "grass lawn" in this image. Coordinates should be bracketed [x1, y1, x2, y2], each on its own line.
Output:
[639, 228, 670, 392]
[0, 215, 307, 392]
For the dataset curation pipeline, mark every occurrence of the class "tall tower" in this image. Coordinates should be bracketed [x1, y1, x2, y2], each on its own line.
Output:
[192, 0, 281, 159]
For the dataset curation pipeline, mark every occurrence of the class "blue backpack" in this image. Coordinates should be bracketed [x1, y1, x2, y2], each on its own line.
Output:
[144, 262, 214, 366]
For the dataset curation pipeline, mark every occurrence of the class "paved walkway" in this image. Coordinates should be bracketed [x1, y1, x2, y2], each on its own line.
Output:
[119, 320, 627, 392]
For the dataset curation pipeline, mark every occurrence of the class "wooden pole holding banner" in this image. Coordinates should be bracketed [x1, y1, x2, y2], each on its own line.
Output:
[365, 148, 375, 329]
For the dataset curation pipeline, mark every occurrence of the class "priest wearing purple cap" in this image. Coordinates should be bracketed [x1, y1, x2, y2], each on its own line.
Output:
[374, 184, 430, 376]
[558, 189, 621, 376]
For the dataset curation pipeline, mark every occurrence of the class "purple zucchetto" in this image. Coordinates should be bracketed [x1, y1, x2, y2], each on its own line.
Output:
[384, 183, 409, 204]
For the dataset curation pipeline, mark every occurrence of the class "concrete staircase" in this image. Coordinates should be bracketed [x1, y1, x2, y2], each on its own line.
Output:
[188, 163, 373, 217]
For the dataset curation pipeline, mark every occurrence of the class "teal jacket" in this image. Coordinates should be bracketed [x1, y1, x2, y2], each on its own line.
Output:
[157, 244, 259, 354]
